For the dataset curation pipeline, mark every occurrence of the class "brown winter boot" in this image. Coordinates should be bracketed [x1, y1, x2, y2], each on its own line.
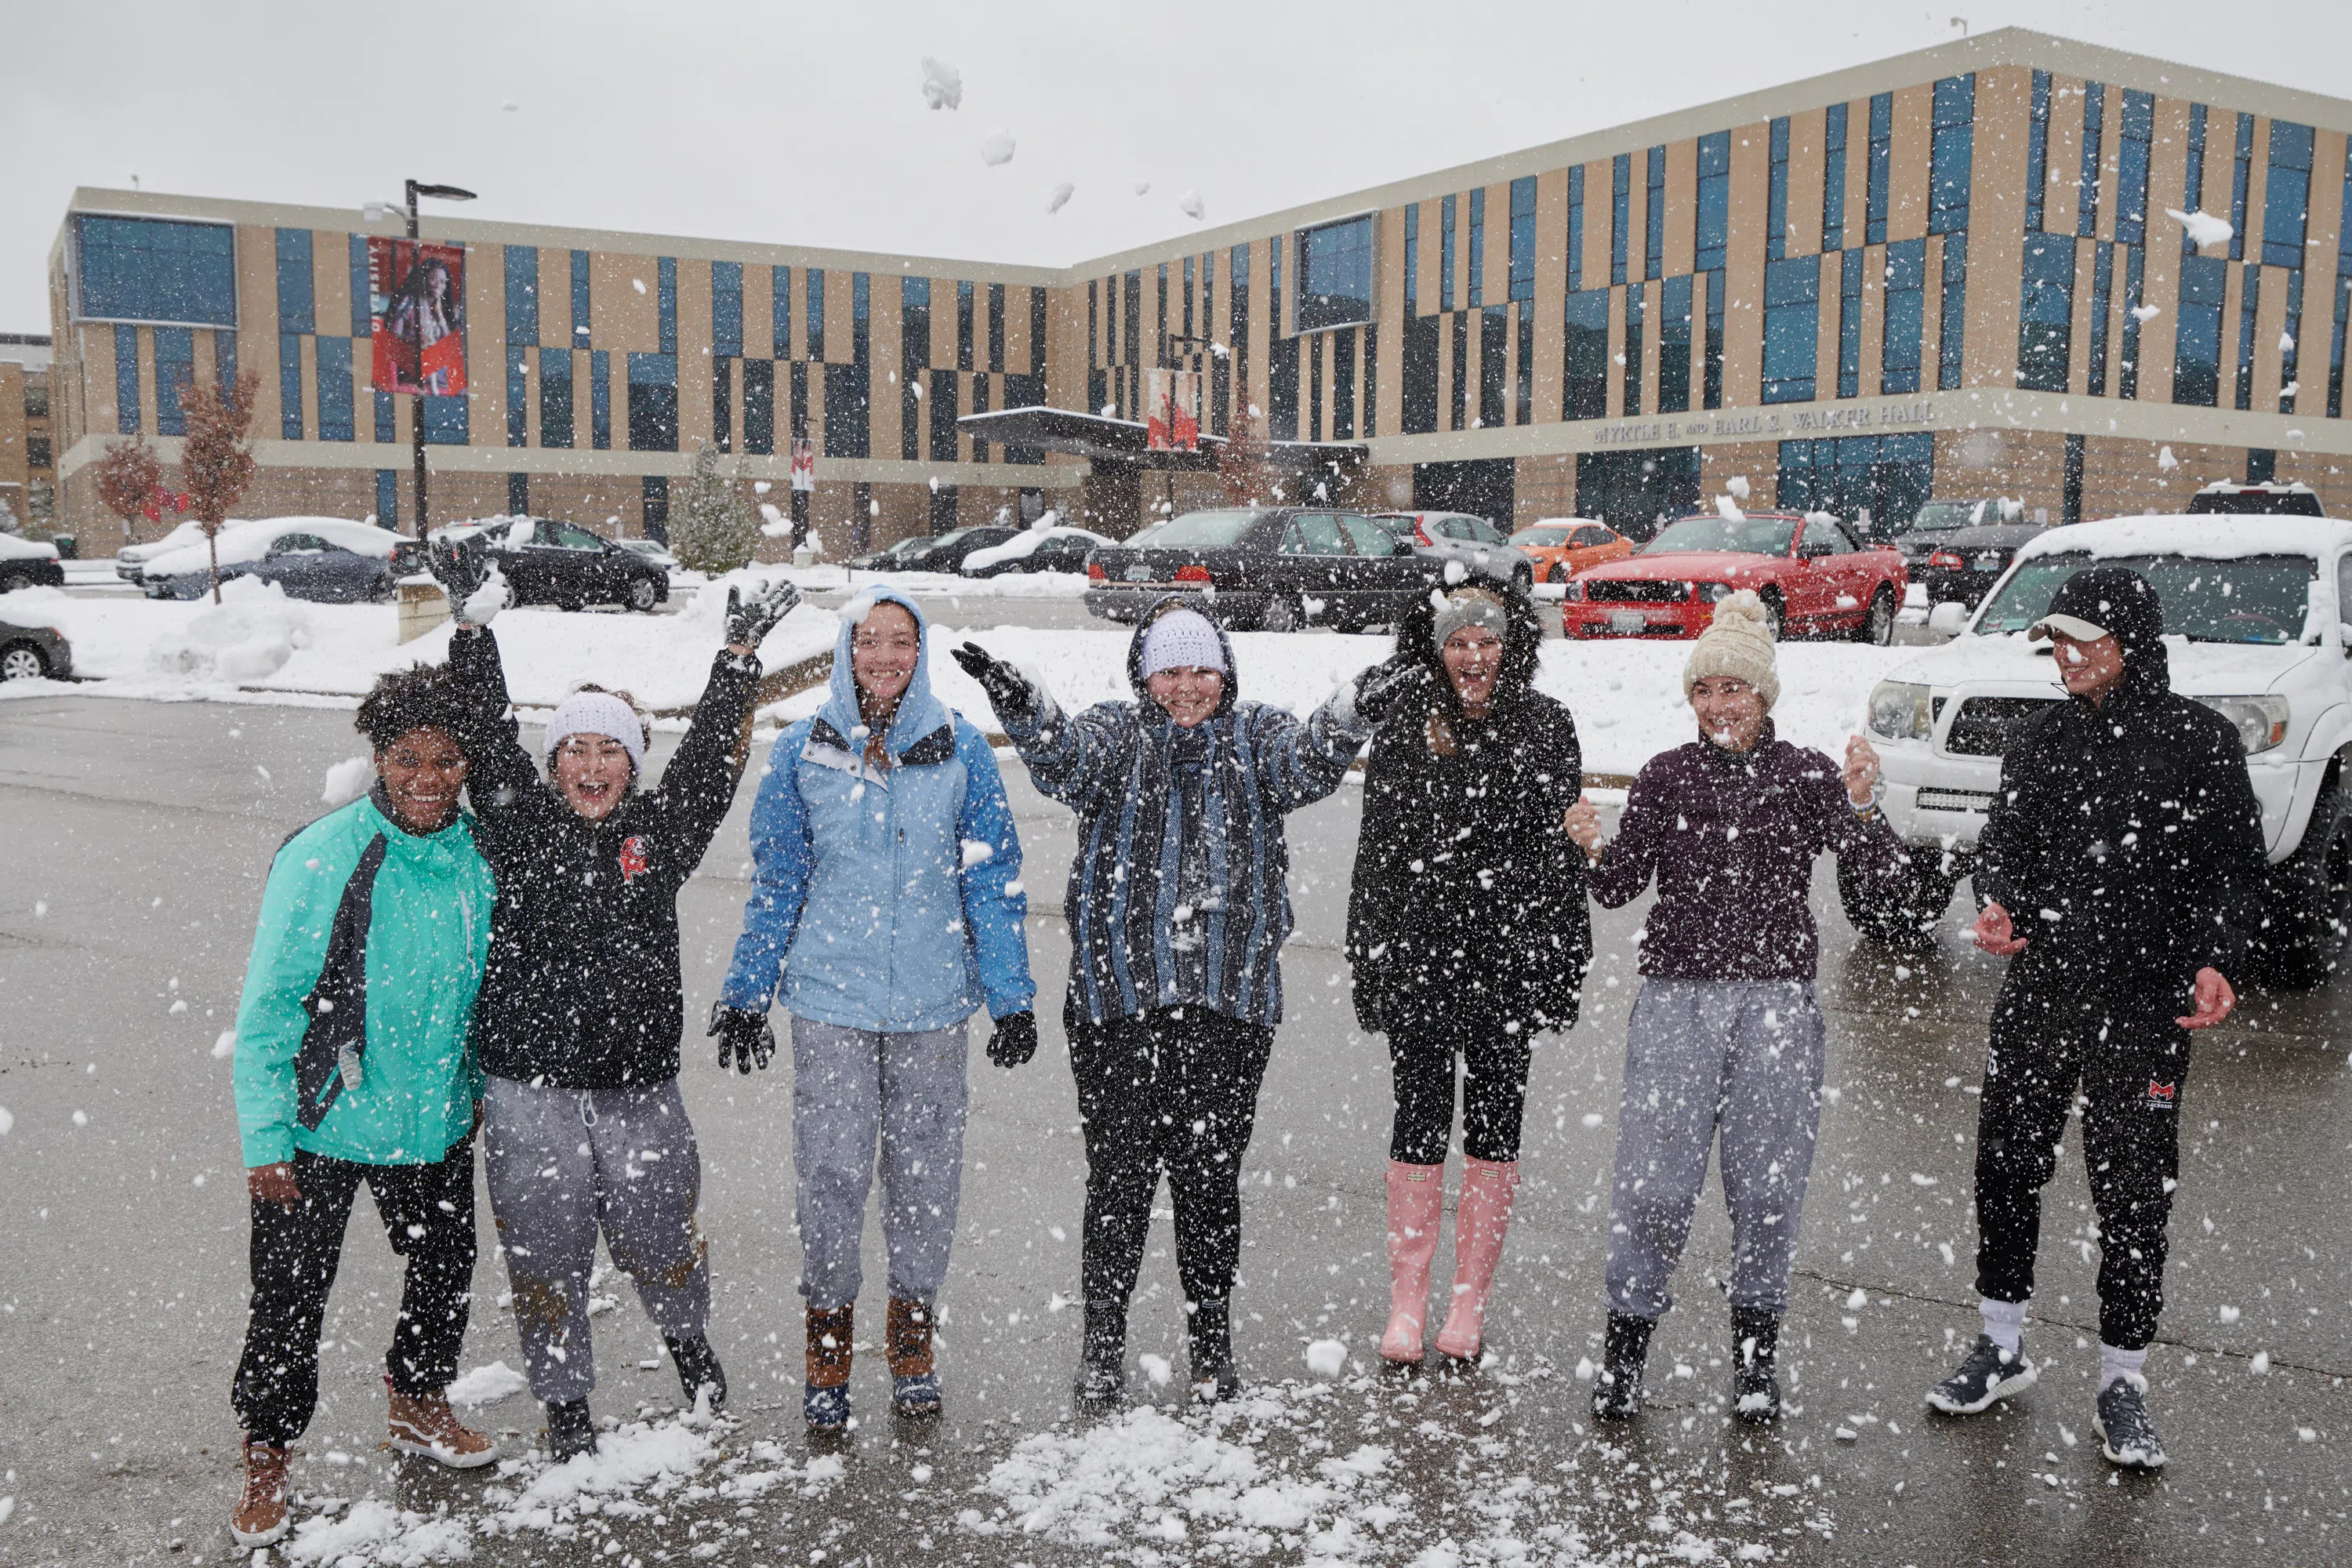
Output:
[385, 1375, 499, 1468]
[887, 1296, 942, 1417]
[805, 1303, 855, 1431]
[230, 1437, 290, 1548]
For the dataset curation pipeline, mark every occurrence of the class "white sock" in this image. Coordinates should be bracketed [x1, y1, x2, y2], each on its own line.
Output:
[1980, 1297, 2027, 1354]
[2100, 1342, 2148, 1390]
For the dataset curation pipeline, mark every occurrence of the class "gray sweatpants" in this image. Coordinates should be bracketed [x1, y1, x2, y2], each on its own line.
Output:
[792, 1016, 970, 1311]
[482, 1074, 710, 1403]
[1604, 979, 1826, 1320]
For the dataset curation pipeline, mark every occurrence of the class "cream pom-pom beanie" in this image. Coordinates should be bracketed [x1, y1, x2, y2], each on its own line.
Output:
[1682, 590, 1780, 710]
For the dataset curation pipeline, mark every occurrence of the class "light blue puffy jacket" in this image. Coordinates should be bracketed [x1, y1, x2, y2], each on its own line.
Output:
[720, 588, 1035, 1032]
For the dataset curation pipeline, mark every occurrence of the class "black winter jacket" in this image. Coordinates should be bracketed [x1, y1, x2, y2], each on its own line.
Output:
[1976, 637, 2265, 1000]
[1346, 577, 1592, 1034]
[451, 625, 760, 1089]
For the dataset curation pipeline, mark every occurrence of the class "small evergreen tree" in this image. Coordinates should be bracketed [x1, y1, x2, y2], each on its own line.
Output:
[668, 444, 758, 573]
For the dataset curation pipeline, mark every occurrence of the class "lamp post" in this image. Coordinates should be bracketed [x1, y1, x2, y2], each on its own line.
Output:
[368, 180, 476, 536]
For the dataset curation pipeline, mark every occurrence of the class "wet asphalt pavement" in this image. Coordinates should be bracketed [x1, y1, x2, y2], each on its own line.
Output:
[2, 690, 2349, 1568]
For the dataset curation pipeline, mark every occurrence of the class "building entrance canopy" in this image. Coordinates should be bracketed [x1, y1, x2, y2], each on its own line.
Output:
[956, 405, 1363, 477]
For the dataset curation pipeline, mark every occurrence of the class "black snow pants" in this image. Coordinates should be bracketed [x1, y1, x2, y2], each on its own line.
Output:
[1387, 990, 1534, 1166]
[232, 1138, 477, 1444]
[1069, 1005, 1275, 1311]
[1973, 955, 2190, 1352]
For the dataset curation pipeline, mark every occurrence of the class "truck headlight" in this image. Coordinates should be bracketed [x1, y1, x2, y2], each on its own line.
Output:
[1867, 680, 1933, 741]
[2197, 695, 2290, 756]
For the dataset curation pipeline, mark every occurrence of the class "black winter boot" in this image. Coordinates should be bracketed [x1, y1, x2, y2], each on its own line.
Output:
[1592, 1311, 1654, 1421]
[1730, 1307, 1781, 1423]
[666, 1331, 728, 1414]
[1074, 1298, 1128, 1409]
[1187, 1298, 1242, 1402]
[545, 1397, 596, 1461]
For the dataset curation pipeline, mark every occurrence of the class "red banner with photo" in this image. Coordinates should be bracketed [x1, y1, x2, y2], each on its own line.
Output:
[368, 238, 468, 395]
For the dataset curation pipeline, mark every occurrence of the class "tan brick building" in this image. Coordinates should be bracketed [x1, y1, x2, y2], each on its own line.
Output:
[0, 335, 55, 532]
[45, 28, 2352, 551]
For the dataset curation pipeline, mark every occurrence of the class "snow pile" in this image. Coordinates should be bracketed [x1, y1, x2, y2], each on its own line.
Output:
[145, 576, 313, 683]
[285, 1500, 473, 1565]
[0, 584, 72, 631]
[445, 1360, 528, 1406]
[2167, 207, 2234, 249]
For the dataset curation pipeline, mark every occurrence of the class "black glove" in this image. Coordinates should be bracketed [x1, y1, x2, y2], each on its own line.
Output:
[726, 579, 801, 650]
[1350, 975, 1388, 1036]
[1351, 658, 1428, 727]
[951, 642, 1041, 725]
[707, 1002, 775, 1074]
[985, 1010, 1038, 1068]
[426, 539, 489, 622]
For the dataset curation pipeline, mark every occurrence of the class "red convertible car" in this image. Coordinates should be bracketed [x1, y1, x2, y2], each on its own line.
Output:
[1560, 510, 1905, 644]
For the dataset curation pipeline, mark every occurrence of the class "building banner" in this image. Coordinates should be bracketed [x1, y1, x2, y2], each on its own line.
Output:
[1145, 368, 1201, 452]
[789, 438, 816, 492]
[368, 237, 468, 396]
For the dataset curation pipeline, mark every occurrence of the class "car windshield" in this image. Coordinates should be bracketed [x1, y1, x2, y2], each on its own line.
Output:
[1641, 515, 1798, 557]
[1976, 551, 2317, 644]
[1127, 510, 1265, 548]
[2187, 488, 2325, 515]
[1512, 526, 1573, 546]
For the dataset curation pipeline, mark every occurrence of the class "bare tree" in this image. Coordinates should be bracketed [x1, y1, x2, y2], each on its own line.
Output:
[178, 370, 260, 604]
[1218, 405, 1279, 507]
[93, 434, 165, 543]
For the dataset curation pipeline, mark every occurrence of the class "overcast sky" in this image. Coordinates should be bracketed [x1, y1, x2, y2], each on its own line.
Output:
[6, 0, 2344, 329]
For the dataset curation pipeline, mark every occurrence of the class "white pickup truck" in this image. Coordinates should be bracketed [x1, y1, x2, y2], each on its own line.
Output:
[1854, 514, 2352, 987]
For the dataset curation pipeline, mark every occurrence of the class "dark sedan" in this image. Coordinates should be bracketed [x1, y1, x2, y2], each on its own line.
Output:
[1915, 522, 2051, 607]
[847, 524, 1020, 574]
[0, 613, 71, 681]
[1891, 497, 2025, 574]
[1083, 506, 1446, 633]
[0, 537, 66, 593]
[438, 518, 670, 612]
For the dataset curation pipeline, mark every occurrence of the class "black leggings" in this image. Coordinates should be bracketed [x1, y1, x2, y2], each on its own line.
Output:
[1069, 1006, 1274, 1310]
[232, 1139, 476, 1444]
[1388, 999, 1534, 1166]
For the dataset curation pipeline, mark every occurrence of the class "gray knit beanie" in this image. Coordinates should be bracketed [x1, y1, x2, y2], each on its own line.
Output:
[1431, 586, 1508, 648]
[1682, 590, 1780, 710]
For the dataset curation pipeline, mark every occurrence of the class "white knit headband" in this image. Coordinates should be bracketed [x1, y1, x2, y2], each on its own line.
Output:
[543, 691, 646, 774]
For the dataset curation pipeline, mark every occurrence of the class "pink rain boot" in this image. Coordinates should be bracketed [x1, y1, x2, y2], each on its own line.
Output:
[1381, 1162, 1446, 1363]
[1436, 1157, 1520, 1363]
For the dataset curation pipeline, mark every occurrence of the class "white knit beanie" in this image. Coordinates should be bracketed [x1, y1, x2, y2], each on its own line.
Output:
[1139, 608, 1226, 678]
[1682, 590, 1780, 710]
[543, 690, 648, 774]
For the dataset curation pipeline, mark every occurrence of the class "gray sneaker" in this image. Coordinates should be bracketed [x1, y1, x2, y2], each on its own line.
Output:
[1925, 1334, 2038, 1415]
[2093, 1374, 2167, 1470]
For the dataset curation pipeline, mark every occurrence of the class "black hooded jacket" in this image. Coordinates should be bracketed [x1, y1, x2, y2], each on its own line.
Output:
[1346, 576, 1593, 1033]
[450, 625, 761, 1089]
[1976, 581, 2265, 1000]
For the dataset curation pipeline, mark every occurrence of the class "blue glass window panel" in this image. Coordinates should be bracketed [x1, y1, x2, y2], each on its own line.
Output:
[504, 245, 538, 345]
[2229, 112, 2255, 260]
[1404, 204, 1421, 311]
[823, 362, 870, 458]
[656, 257, 677, 354]
[590, 349, 612, 448]
[2016, 234, 2076, 392]
[571, 250, 591, 343]
[2118, 242, 2146, 398]
[1822, 103, 1849, 250]
[1762, 256, 1820, 404]
[278, 332, 303, 439]
[154, 327, 194, 437]
[422, 394, 467, 445]
[1866, 93, 1893, 245]
[2281, 267, 2304, 413]
[2263, 121, 2314, 269]
[506, 345, 529, 445]
[1563, 289, 1610, 419]
[852, 272, 870, 365]
[627, 352, 677, 451]
[1765, 121, 1789, 263]
[2026, 72, 2052, 234]
[1881, 240, 1926, 394]
[1300, 215, 1375, 330]
[1659, 274, 1693, 415]
[2085, 241, 2115, 394]
[1508, 176, 1537, 303]
[539, 347, 574, 448]
[807, 270, 826, 360]
[712, 260, 743, 358]
[1468, 187, 1485, 308]
[1645, 146, 1666, 281]
[2330, 273, 2350, 419]
[2182, 105, 2209, 257]
[316, 336, 354, 441]
[1622, 281, 1644, 416]
[75, 216, 238, 326]
[2076, 83, 2106, 238]
[2234, 263, 2261, 411]
[1839, 249, 1864, 397]
[1699, 131, 1731, 273]
[1929, 74, 1975, 236]
[275, 228, 314, 334]
[375, 390, 395, 444]
[1441, 194, 1457, 311]
[1704, 268, 1726, 409]
[349, 236, 372, 336]
[2116, 90, 2154, 246]
[772, 265, 792, 357]
[1269, 237, 1283, 335]
[1939, 231, 1969, 391]
[1566, 169, 1584, 293]
[376, 470, 398, 529]
[214, 328, 238, 397]
[2173, 254, 2226, 406]
[1610, 157, 1630, 286]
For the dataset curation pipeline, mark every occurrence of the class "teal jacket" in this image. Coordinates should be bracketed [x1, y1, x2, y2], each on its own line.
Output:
[234, 789, 494, 1167]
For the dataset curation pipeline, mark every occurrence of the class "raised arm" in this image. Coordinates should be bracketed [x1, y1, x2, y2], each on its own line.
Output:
[1240, 684, 1373, 811]
[643, 649, 763, 877]
[954, 728, 1037, 1020]
[445, 625, 546, 820]
[718, 732, 817, 1013]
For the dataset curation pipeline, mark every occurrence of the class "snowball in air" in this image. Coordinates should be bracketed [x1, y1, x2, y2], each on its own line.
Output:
[212, 1030, 238, 1061]
[2166, 207, 2234, 249]
[920, 57, 962, 111]
[321, 756, 374, 808]
[980, 132, 1016, 168]
[1134, 181, 1152, 196]
[1304, 1339, 1348, 1378]
[1047, 183, 1074, 216]
[1179, 191, 1205, 221]
[1138, 1353, 1173, 1386]
[1725, 475, 1751, 500]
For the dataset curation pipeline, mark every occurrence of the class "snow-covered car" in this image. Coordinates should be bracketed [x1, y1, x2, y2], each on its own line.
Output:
[960, 524, 1112, 577]
[139, 518, 423, 602]
[2187, 479, 2325, 516]
[1859, 515, 2352, 985]
[0, 532, 65, 593]
[1365, 512, 1535, 593]
[430, 517, 670, 612]
[115, 519, 212, 581]
[0, 601, 71, 681]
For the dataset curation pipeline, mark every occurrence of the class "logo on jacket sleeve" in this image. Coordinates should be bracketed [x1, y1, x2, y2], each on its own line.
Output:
[2145, 1079, 2177, 1110]
[619, 836, 652, 884]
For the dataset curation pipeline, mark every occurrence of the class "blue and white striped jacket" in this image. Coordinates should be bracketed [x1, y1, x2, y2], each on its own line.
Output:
[1004, 601, 1368, 1028]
